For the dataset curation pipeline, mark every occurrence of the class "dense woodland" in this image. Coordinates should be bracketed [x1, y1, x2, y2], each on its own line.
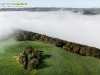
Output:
[14, 29, 100, 59]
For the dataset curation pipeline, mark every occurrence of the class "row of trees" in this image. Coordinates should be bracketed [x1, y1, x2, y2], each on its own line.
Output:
[83, 10, 98, 15]
[14, 29, 100, 59]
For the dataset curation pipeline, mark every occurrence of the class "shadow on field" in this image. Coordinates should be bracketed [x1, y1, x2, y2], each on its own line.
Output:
[36, 50, 52, 69]
[42, 54, 52, 59]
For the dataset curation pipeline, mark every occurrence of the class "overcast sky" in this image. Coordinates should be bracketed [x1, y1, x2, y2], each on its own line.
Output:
[0, 0, 99, 8]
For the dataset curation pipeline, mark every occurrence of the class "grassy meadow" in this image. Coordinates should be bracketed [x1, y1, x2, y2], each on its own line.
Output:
[0, 39, 100, 75]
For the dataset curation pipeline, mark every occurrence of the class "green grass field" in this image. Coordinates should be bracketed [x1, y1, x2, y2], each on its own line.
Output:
[0, 39, 100, 75]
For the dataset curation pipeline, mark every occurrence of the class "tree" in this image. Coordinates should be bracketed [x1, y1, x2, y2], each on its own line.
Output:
[18, 46, 42, 70]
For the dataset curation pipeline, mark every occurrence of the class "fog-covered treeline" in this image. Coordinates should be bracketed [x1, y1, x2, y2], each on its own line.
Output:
[14, 29, 100, 59]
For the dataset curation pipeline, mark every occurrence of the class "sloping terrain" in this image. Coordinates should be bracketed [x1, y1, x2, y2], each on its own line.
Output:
[0, 39, 100, 75]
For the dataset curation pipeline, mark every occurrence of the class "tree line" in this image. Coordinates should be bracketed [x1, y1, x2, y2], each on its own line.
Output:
[14, 29, 100, 59]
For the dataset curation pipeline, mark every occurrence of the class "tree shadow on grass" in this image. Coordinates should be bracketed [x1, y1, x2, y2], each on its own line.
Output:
[42, 54, 52, 59]
[36, 62, 50, 69]
[36, 50, 52, 70]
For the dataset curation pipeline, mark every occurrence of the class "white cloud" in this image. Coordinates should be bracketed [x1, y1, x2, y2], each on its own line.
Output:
[0, 11, 100, 48]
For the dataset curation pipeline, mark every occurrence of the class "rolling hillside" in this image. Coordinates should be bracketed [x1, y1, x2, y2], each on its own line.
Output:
[0, 39, 100, 75]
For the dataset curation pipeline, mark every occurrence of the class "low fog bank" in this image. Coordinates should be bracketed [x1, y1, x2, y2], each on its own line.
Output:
[0, 11, 100, 48]
[0, 27, 16, 41]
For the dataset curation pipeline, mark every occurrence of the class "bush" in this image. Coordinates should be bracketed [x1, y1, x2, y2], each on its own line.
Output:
[18, 46, 42, 70]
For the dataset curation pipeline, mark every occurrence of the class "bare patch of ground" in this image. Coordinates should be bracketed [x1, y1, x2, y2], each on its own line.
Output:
[13, 56, 19, 60]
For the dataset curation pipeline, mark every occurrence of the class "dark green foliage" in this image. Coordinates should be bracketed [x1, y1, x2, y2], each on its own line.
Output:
[19, 53, 28, 70]
[23, 35, 27, 40]
[28, 58, 39, 70]
[83, 10, 98, 15]
[40, 35, 47, 42]
[80, 46, 86, 56]
[73, 44, 80, 54]
[35, 34, 41, 40]
[19, 46, 42, 70]
[15, 29, 100, 59]
[85, 47, 92, 56]
[56, 40, 65, 47]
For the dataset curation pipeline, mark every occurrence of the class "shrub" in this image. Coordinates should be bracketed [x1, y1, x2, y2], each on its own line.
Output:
[18, 46, 42, 70]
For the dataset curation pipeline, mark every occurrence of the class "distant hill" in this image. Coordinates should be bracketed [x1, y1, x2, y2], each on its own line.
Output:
[0, 7, 100, 15]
